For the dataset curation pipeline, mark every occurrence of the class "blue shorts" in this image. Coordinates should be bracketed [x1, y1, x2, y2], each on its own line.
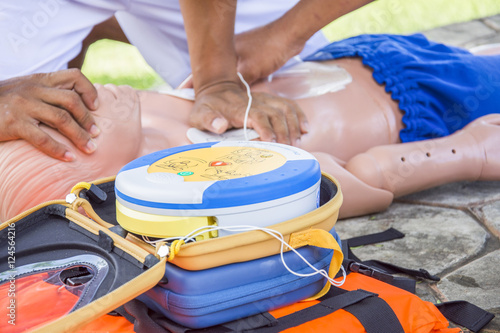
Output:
[305, 34, 500, 142]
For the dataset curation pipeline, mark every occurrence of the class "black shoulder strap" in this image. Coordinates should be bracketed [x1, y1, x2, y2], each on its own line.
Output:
[343, 228, 440, 290]
[343, 229, 494, 332]
[341, 228, 403, 263]
[358, 259, 440, 282]
[344, 259, 417, 293]
[435, 301, 495, 332]
[346, 227, 405, 247]
[331, 289, 405, 333]
[202, 287, 404, 333]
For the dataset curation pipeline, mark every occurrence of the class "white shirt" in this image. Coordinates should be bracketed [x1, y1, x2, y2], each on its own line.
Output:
[0, 0, 328, 87]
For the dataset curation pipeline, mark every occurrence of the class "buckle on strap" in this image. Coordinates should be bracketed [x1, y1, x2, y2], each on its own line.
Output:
[348, 262, 395, 284]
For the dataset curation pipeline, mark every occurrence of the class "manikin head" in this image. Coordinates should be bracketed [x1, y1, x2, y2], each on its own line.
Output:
[0, 84, 142, 221]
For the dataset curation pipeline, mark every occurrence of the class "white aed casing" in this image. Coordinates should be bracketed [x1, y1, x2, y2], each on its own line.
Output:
[115, 141, 321, 239]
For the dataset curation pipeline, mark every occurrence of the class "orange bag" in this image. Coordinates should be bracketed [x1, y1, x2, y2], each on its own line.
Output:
[77, 315, 134, 333]
[267, 272, 459, 333]
[75, 230, 494, 333]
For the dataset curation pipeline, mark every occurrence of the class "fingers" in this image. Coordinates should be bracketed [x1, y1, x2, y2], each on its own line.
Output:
[247, 106, 276, 142]
[16, 121, 75, 162]
[35, 102, 97, 155]
[249, 93, 307, 146]
[42, 68, 99, 111]
[0, 69, 101, 161]
[189, 82, 308, 146]
[249, 105, 294, 145]
[189, 104, 229, 134]
[41, 86, 99, 138]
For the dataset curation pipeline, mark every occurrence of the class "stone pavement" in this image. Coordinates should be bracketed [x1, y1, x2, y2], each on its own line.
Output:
[336, 15, 500, 332]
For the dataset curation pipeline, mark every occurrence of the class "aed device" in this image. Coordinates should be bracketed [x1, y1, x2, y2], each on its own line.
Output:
[115, 141, 321, 239]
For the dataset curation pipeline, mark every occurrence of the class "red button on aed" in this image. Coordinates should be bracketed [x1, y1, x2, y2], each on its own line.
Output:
[209, 161, 230, 167]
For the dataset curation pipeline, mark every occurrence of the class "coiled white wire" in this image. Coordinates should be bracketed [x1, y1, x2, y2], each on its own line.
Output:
[144, 224, 346, 287]
[236, 72, 252, 141]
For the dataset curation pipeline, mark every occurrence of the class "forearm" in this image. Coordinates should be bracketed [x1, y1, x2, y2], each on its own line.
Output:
[279, 0, 374, 45]
[179, 0, 239, 91]
[180, 0, 309, 144]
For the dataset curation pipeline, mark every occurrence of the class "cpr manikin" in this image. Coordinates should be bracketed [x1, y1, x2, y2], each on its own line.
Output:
[1, 50, 499, 222]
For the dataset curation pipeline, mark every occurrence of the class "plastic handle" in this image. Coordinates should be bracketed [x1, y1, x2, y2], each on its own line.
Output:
[70, 197, 114, 229]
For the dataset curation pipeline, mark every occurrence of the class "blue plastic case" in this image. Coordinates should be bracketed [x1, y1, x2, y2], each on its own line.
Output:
[138, 230, 340, 329]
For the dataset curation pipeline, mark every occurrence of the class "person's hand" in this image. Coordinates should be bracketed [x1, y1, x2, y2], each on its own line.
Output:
[188, 80, 308, 145]
[234, 21, 306, 84]
[0, 69, 100, 161]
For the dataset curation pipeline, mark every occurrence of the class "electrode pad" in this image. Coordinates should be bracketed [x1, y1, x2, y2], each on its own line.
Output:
[115, 141, 321, 239]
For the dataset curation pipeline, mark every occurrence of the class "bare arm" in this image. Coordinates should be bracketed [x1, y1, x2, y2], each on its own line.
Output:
[236, 0, 374, 83]
[285, 0, 374, 44]
[179, 0, 307, 145]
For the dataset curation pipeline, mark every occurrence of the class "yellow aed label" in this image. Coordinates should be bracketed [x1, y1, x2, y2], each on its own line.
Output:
[147, 146, 286, 182]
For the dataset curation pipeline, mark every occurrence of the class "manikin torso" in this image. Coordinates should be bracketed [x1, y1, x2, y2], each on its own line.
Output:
[139, 58, 403, 161]
[0, 58, 408, 221]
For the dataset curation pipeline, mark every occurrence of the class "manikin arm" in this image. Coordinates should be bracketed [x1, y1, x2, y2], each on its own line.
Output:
[312, 152, 394, 219]
[311, 114, 500, 219]
[344, 114, 500, 198]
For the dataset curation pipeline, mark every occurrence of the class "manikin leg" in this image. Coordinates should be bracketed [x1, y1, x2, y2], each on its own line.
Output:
[345, 114, 500, 198]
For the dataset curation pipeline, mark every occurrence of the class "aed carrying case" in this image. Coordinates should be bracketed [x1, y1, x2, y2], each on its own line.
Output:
[138, 229, 341, 329]
[0, 182, 166, 333]
[0, 146, 344, 331]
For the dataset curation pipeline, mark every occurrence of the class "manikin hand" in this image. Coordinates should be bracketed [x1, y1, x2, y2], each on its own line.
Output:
[234, 22, 305, 84]
[0, 69, 100, 162]
[188, 81, 308, 145]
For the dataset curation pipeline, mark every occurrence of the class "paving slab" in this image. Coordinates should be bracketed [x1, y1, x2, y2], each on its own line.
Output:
[483, 15, 500, 31]
[464, 33, 500, 49]
[422, 19, 497, 47]
[397, 181, 500, 208]
[336, 203, 489, 275]
[415, 283, 440, 304]
[437, 250, 500, 331]
[471, 201, 500, 239]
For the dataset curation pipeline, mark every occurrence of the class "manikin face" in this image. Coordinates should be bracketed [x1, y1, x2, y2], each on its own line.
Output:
[0, 84, 144, 221]
[84, 84, 143, 165]
[39, 84, 144, 173]
[15, 83, 143, 168]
